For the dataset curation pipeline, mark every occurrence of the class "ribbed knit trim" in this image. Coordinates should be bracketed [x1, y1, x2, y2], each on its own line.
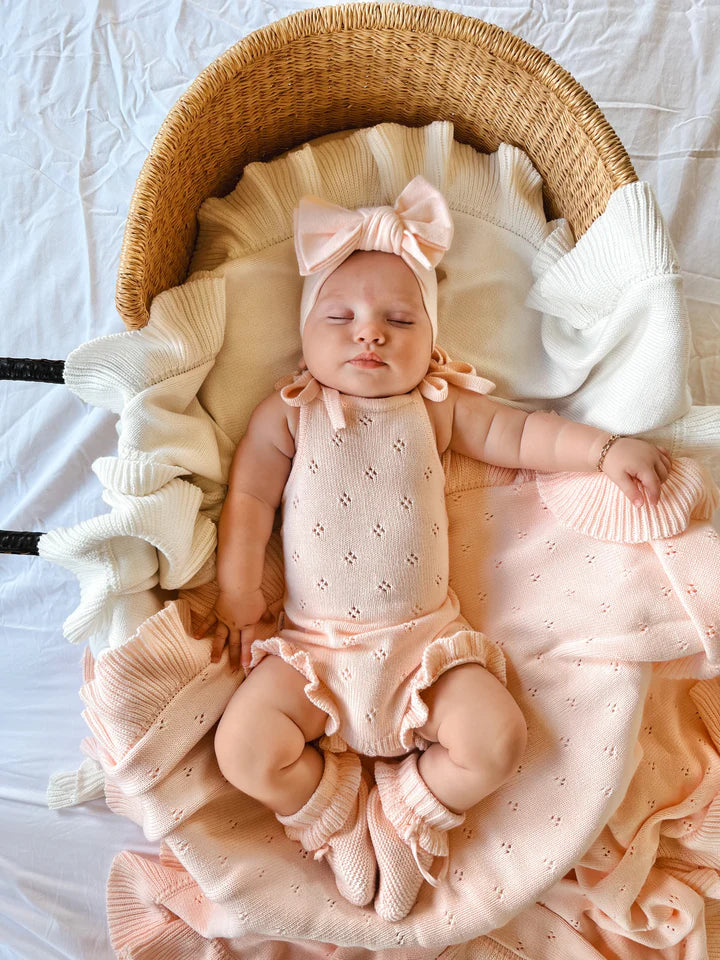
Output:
[689, 679, 720, 752]
[527, 180, 680, 327]
[693, 793, 720, 847]
[445, 453, 518, 495]
[158, 842, 185, 872]
[535, 456, 719, 543]
[455, 940, 528, 960]
[178, 580, 218, 630]
[104, 777, 144, 826]
[445, 139, 549, 248]
[107, 851, 209, 960]
[79, 600, 208, 758]
[93, 457, 189, 496]
[46, 756, 106, 808]
[397, 753, 466, 832]
[531, 218, 574, 278]
[641, 405, 720, 459]
[190, 121, 550, 272]
[82, 646, 95, 682]
[64, 277, 225, 411]
[276, 749, 361, 851]
[374, 753, 464, 857]
[662, 864, 720, 900]
[705, 899, 720, 960]
[39, 478, 216, 645]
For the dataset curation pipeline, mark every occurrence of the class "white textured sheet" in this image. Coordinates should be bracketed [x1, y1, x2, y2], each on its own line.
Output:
[1, 2, 718, 959]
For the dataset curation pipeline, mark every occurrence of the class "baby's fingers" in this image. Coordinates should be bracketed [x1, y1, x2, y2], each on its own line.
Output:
[194, 612, 217, 640]
[240, 625, 255, 676]
[657, 446, 672, 469]
[228, 628, 243, 672]
[615, 472, 646, 507]
[638, 468, 662, 506]
[656, 457, 670, 481]
[211, 622, 228, 663]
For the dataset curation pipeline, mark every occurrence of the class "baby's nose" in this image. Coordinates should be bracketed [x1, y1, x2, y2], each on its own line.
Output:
[353, 320, 385, 343]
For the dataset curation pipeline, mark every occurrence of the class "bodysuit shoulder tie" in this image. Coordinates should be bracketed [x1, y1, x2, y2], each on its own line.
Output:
[417, 345, 496, 402]
[275, 367, 348, 431]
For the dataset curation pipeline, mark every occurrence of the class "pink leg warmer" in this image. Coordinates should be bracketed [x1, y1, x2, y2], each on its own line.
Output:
[275, 749, 376, 907]
[368, 752, 465, 921]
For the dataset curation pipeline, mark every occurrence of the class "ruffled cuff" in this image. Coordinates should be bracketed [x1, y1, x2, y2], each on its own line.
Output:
[46, 756, 106, 809]
[639, 406, 720, 460]
[249, 635, 342, 744]
[400, 625, 507, 754]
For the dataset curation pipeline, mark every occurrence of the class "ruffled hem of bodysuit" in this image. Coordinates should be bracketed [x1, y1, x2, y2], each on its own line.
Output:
[249, 636, 342, 741]
[400, 625, 508, 753]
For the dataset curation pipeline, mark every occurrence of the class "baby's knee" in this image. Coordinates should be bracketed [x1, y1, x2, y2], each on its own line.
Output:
[492, 703, 527, 777]
[457, 696, 527, 781]
[214, 699, 306, 794]
[483, 698, 527, 781]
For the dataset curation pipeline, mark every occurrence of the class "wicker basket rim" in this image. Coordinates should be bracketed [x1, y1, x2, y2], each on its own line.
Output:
[158, 4, 622, 137]
[118, 2, 636, 329]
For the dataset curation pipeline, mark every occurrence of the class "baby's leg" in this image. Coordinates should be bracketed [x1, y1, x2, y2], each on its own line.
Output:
[415, 663, 527, 813]
[214, 655, 328, 816]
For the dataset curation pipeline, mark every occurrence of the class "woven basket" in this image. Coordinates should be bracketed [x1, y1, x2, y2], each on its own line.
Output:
[116, 1, 636, 331]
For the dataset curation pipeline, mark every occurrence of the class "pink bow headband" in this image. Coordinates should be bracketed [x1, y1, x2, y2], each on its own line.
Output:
[293, 175, 454, 346]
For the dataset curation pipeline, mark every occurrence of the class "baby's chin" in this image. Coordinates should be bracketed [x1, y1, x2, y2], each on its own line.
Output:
[306, 364, 429, 398]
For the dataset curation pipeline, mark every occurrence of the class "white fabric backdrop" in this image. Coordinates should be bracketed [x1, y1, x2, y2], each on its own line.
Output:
[1, 2, 718, 958]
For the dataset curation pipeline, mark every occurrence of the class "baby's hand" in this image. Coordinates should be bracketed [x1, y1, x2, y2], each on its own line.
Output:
[194, 588, 274, 674]
[600, 438, 672, 507]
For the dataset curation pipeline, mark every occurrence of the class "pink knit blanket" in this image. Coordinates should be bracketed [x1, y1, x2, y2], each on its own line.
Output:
[83, 455, 720, 959]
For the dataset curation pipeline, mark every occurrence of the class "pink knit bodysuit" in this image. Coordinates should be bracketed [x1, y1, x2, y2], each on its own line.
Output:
[249, 351, 507, 758]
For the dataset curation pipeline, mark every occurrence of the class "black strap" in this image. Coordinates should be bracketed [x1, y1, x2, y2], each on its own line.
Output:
[0, 357, 65, 382]
[0, 531, 42, 555]
[1, 357, 66, 552]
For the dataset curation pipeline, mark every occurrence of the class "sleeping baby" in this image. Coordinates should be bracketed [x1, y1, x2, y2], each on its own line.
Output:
[195, 176, 671, 922]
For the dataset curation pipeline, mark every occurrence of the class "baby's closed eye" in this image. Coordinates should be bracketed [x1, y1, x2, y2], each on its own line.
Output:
[326, 316, 414, 325]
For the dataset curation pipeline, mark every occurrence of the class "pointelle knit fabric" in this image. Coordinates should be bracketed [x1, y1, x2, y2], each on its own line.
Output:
[248, 354, 506, 918]
[250, 352, 505, 759]
[83, 447, 720, 957]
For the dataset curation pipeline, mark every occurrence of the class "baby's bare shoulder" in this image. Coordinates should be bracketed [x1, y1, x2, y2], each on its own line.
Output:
[247, 390, 296, 459]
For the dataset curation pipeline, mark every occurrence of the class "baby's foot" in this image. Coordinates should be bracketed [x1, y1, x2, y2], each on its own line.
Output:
[315, 768, 377, 907]
[366, 783, 434, 922]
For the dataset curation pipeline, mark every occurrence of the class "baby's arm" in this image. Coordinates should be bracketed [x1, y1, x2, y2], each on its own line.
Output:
[449, 389, 672, 507]
[194, 390, 294, 672]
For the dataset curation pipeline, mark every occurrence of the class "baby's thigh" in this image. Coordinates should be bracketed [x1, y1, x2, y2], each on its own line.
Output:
[215, 656, 327, 781]
[417, 663, 527, 773]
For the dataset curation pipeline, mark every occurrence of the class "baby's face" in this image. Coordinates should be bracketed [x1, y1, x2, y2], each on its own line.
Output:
[301, 251, 433, 398]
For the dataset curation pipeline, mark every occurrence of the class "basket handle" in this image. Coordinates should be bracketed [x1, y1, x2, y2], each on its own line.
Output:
[0, 357, 65, 383]
[1, 356, 66, 554]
